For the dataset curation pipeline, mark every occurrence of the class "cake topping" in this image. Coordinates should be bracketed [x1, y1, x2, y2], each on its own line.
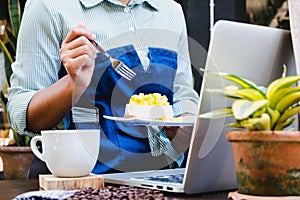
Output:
[124, 93, 173, 119]
[129, 93, 170, 106]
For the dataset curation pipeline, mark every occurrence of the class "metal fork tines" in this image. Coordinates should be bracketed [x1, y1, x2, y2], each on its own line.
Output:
[91, 40, 136, 81]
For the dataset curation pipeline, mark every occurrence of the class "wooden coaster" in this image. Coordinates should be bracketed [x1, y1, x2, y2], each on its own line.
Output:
[39, 174, 104, 190]
[228, 191, 300, 200]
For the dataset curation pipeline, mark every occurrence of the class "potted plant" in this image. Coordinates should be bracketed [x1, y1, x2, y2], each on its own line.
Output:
[200, 65, 300, 196]
[0, 0, 34, 180]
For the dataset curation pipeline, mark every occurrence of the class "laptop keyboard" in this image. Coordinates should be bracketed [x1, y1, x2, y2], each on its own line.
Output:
[133, 173, 184, 184]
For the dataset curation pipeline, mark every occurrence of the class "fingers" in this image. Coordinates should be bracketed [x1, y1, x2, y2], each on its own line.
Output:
[59, 23, 97, 94]
[60, 36, 97, 66]
[163, 125, 193, 152]
[60, 23, 97, 62]
[60, 35, 97, 59]
[163, 126, 180, 140]
[64, 24, 96, 43]
[169, 126, 193, 152]
[59, 23, 97, 71]
[63, 54, 94, 75]
[163, 114, 195, 140]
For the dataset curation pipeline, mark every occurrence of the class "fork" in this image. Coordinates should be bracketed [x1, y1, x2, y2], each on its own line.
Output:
[91, 40, 136, 81]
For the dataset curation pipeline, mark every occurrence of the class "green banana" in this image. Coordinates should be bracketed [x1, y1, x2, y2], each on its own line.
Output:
[266, 75, 300, 99]
[275, 91, 300, 113]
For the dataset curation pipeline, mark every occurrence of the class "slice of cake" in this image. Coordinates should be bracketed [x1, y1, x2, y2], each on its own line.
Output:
[124, 93, 173, 120]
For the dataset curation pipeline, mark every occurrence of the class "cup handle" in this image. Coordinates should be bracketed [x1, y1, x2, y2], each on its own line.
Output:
[30, 136, 45, 162]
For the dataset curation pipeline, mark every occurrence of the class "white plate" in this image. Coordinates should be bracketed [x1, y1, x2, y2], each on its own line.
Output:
[103, 115, 195, 126]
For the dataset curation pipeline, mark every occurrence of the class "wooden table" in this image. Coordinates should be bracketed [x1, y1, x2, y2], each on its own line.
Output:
[0, 179, 232, 200]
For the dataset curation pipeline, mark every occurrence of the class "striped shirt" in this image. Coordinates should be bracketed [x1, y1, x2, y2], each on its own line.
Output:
[7, 0, 199, 166]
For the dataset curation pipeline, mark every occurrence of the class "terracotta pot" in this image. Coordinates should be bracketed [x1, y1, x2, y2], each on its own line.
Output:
[226, 130, 300, 196]
[0, 146, 34, 179]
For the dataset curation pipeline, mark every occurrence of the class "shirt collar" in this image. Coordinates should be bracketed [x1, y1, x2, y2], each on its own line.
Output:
[79, 0, 158, 10]
[142, 0, 158, 11]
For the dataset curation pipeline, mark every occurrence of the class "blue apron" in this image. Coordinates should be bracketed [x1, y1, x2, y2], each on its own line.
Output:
[60, 45, 178, 174]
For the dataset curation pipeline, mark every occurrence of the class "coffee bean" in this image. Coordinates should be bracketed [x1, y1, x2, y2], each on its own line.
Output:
[67, 185, 164, 200]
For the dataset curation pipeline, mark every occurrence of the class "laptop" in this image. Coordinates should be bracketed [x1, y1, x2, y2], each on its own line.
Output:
[101, 20, 297, 194]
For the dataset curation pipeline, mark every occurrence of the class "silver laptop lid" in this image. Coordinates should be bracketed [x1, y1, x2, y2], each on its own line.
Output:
[184, 20, 296, 194]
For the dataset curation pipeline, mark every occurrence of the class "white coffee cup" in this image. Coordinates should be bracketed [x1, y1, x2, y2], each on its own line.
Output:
[30, 129, 100, 177]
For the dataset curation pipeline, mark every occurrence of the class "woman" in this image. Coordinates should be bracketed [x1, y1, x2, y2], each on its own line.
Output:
[7, 0, 199, 174]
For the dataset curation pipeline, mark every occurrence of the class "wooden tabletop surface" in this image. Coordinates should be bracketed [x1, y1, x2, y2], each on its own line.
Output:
[0, 178, 232, 200]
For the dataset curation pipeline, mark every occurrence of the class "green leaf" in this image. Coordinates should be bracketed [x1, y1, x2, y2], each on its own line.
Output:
[275, 91, 300, 113]
[199, 107, 233, 119]
[0, 91, 8, 106]
[12, 128, 32, 146]
[266, 75, 300, 99]
[224, 87, 265, 100]
[200, 66, 300, 131]
[225, 122, 244, 129]
[240, 113, 271, 131]
[232, 99, 268, 120]
[281, 64, 287, 78]
[201, 69, 259, 89]
[3, 53, 13, 86]
[269, 87, 300, 109]
[266, 107, 280, 129]
[0, 40, 14, 87]
[277, 105, 300, 124]
[206, 85, 266, 101]
[6, 28, 17, 49]
[252, 106, 267, 118]
[8, 0, 21, 38]
[0, 40, 13, 63]
[274, 118, 295, 130]
[219, 72, 258, 89]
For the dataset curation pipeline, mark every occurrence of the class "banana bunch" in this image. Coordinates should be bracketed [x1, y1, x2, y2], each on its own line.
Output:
[199, 66, 300, 131]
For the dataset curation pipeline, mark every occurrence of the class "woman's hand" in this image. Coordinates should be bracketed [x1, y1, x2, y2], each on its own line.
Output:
[163, 114, 195, 152]
[59, 23, 97, 100]
[164, 126, 193, 152]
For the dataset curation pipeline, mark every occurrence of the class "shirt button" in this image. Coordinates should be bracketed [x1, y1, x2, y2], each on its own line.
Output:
[124, 7, 130, 13]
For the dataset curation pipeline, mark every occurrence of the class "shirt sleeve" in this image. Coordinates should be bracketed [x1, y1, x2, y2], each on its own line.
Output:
[7, 0, 63, 136]
[172, 4, 199, 117]
[147, 126, 185, 168]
